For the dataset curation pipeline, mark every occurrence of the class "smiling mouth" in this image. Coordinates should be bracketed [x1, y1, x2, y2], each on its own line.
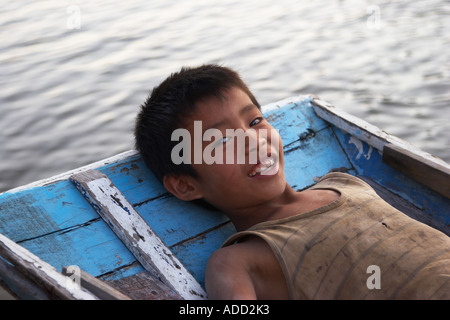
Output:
[247, 157, 278, 177]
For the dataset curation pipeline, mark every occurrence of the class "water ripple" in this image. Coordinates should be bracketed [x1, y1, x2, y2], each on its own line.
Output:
[1, 0, 449, 191]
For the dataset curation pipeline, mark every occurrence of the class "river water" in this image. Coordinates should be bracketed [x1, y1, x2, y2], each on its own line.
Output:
[1, 0, 449, 192]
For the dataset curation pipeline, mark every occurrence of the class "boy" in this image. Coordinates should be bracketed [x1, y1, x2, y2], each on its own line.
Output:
[135, 64, 450, 299]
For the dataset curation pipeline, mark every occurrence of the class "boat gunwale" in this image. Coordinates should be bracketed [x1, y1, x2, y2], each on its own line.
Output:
[311, 97, 450, 169]
[1, 150, 139, 196]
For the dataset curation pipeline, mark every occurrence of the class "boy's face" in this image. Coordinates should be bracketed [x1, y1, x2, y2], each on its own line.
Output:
[181, 86, 287, 213]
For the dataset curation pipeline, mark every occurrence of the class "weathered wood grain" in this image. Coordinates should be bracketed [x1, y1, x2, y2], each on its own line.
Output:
[359, 177, 449, 236]
[313, 97, 450, 228]
[62, 266, 131, 300]
[331, 126, 450, 230]
[383, 143, 450, 199]
[0, 257, 50, 300]
[311, 97, 450, 169]
[70, 170, 207, 300]
[106, 271, 182, 300]
[0, 233, 98, 300]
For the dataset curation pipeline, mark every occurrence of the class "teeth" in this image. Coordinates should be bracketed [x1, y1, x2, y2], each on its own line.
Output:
[248, 158, 275, 177]
[262, 159, 274, 170]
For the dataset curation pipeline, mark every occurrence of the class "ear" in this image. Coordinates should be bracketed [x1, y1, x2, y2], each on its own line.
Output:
[163, 174, 204, 201]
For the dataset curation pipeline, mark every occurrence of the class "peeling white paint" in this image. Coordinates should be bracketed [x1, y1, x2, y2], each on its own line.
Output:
[78, 173, 207, 300]
[348, 136, 374, 160]
[367, 145, 373, 160]
[349, 136, 364, 160]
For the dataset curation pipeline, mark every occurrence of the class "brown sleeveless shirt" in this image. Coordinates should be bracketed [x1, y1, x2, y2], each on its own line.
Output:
[221, 173, 450, 299]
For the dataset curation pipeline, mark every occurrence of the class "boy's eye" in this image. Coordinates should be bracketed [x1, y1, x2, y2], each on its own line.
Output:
[250, 117, 263, 127]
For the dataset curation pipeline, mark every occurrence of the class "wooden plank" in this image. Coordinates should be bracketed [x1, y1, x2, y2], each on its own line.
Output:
[283, 126, 354, 189]
[171, 222, 237, 288]
[62, 266, 131, 300]
[331, 127, 450, 228]
[0, 257, 50, 300]
[70, 169, 207, 300]
[311, 97, 389, 151]
[382, 143, 450, 199]
[106, 271, 182, 300]
[18, 216, 140, 281]
[311, 97, 450, 169]
[359, 176, 449, 236]
[1, 150, 139, 195]
[262, 97, 329, 146]
[0, 180, 98, 243]
[0, 233, 98, 300]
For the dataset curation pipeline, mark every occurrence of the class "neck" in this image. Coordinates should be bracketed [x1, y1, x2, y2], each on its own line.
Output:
[225, 183, 302, 231]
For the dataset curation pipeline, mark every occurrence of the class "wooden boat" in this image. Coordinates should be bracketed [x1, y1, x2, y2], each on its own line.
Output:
[1, 95, 449, 300]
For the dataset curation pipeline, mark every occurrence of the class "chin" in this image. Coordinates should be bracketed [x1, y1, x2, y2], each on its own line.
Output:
[257, 174, 288, 199]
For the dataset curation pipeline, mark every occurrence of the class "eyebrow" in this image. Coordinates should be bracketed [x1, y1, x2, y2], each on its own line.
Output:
[240, 104, 257, 116]
[205, 104, 259, 131]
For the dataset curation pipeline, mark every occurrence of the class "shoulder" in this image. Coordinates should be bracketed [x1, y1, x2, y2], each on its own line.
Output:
[206, 242, 253, 277]
[314, 172, 374, 191]
[206, 245, 239, 270]
[205, 242, 258, 299]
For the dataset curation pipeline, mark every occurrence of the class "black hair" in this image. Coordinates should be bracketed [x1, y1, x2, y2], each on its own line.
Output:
[134, 64, 260, 182]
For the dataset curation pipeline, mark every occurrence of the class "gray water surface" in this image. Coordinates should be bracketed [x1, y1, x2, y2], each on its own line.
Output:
[1, 0, 449, 192]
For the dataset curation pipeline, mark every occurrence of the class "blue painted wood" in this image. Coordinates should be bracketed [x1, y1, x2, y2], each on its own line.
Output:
[264, 98, 329, 146]
[135, 196, 229, 248]
[18, 219, 136, 277]
[98, 155, 167, 205]
[0, 180, 98, 242]
[283, 126, 353, 190]
[332, 127, 450, 227]
[171, 222, 236, 288]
